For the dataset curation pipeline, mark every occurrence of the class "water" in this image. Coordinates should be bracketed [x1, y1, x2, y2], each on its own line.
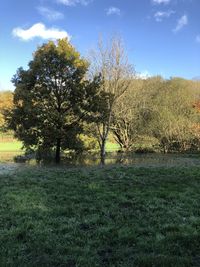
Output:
[67, 152, 200, 167]
[0, 151, 200, 169]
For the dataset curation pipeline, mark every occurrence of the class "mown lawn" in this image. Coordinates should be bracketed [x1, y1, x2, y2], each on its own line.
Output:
[0, 166, 200, 266]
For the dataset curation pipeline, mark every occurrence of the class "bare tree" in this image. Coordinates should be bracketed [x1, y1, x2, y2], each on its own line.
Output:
[112, 79, 144, 151]
[89, 36, 135, 164]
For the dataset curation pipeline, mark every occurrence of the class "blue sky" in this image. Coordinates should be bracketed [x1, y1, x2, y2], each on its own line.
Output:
[0, 0, 200, 90]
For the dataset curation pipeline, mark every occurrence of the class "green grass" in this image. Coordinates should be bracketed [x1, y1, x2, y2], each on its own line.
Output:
[0, 166, 200, 266]
[0, 141, 23, 152]
[106, 142, 120, 151]
[0, 141, 118, 152]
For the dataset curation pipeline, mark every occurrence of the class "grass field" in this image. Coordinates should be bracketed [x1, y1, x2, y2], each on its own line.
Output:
[0, 141, 23, 152]
[0, 166, 200, 266]
[0, 141, 118, 153]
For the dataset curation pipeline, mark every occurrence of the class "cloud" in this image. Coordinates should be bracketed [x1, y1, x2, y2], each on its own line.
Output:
[56, 0, 92, 6]
[196, 35, 200, 43]
[173, 14, 188, 32]
[106, 7, 121, 16]
[12, 23, 70, 41]
[152, 0, 171, 4]
[154, 10, 175, 22]
[37, 7, 64, 20]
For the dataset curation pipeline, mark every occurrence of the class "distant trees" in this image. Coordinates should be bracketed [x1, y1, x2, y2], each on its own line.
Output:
[6, 39, 104, 163]
[111, 76, 200, 153]
[149, 78, 199, 152]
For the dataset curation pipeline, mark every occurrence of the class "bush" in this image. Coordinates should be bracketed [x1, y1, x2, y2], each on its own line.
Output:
[79, 134, 99, 151]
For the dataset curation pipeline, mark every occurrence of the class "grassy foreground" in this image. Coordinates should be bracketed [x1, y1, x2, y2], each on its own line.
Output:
[1, 166, 200, 266]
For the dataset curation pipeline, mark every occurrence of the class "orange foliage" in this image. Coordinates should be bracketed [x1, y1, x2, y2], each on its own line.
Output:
[193, 101, 200, 113]
[0, 91, 13, 128]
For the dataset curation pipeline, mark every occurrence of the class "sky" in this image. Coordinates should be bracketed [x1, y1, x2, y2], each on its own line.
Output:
[0, 0, 200, 90]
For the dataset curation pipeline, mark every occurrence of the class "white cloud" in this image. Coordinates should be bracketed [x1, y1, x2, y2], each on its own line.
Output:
[106, 7, 121, 16]
[56, 0, 92, 6]
[173, 15, 188, 33]
[37, 7, 64, 20]
[196, 35, 200, 43]
[154, 10, 175, 22]
[12, 23, 70, 41]
[152, 0, 171, 4]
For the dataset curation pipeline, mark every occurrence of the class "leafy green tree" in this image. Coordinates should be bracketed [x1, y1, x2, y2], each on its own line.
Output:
[6, 39, 103, 163]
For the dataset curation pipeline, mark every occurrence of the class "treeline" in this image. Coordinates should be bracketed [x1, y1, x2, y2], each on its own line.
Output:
[112, 77, 200, 153]
[1, 77, 200, 152]
[1, 37, 200, 163]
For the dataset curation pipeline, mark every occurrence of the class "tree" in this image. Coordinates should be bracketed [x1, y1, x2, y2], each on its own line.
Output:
[0, 91, 13, 131]
[89, 36, 135, 163]
[144, 77, 199, 152]
[6, 39, 103, 163]
[112, 75, 200, 153]
[111, 79, 144, 150]
[111, 76, 164, 151]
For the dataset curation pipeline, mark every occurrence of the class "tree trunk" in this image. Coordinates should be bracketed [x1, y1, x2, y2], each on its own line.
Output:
[100, 139, 106, 165]
[55, 138, 61, 164]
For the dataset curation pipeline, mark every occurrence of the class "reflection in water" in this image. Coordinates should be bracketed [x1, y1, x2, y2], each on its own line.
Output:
[1, 151, 200, 168]
[66, 152, 200, 167]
